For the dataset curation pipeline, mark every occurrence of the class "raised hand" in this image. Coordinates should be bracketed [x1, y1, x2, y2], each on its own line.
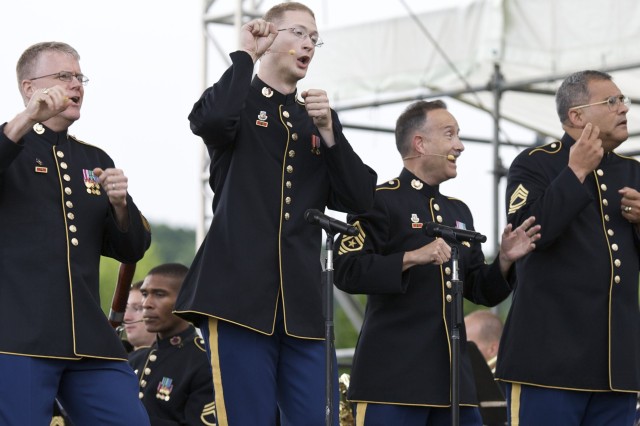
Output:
[240, 19, 279, 62]
[568, 123, 603, 182]
[498, 216, 541, 276]
[301, 89, 332, 131]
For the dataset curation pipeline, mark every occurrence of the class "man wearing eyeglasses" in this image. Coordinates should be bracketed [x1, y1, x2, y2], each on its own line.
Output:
[0, 41, 151, 425]
[497, 70, 639, 424]
[123, 280, 156, 353]
[174, 2, 376, 426]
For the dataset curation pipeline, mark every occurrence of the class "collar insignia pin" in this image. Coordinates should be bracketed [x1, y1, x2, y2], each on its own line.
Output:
[256, 110, 269, 127]
[411, 213, 423, 229]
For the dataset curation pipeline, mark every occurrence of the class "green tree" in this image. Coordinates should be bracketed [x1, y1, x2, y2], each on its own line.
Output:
[147, 224, 198, 266]
[98, 223, 196, 315]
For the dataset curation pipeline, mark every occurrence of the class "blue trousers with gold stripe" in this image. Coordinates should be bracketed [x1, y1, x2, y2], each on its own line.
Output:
[504, 383, 636, 425]
[200, 307, 339, 426]
[0, 353, 149, 425]
[354, 402, 482, 426]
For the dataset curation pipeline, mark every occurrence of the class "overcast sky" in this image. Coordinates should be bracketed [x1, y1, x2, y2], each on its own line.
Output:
[1, 0, 530, 252]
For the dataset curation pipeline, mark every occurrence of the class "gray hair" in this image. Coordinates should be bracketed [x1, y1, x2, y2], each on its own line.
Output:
[395, 100, 447, 156]
[16, 41, 80, 86]
[556, 70, 612, 124]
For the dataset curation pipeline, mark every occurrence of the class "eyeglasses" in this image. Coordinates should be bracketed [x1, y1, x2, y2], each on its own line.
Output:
[29, 71, 89, 86]
[278, 27, 323, 47]
[569, 94, 630, 111]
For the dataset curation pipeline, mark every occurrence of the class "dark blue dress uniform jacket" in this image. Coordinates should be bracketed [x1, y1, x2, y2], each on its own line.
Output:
[174, 51, 377, 339]
[496, 134, 640, 392]
[0, 124, 151, 360]
[129, 326, 216, 425]
[334, 169, 512, 406]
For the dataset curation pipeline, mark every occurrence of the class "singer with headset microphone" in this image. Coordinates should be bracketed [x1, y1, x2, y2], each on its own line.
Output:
[173, 3, 377, 425]
[333, 100, 541, 426]
[122, 280, 156, 354]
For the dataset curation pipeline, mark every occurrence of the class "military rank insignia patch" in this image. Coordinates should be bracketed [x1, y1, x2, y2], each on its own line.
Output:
[338, 221, 365, 255]
[82, 169, 101, 195]
[50, 416, 65, 426]
[508, 184, 529, 214]
[201, 401, 217, 425]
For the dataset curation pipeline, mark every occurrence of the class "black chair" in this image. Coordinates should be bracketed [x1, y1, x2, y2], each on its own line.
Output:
[467, 341, 507, 426]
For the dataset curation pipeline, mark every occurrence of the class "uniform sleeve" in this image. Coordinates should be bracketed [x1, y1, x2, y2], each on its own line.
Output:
[188, 51, 254, 149]
[101, 189, 152, 263]
[183, 358, 216, 426]
[0, 126, 24, 190]
[462, 253, 512, 307]
[322, 112, 377, 214]
[506, 149, 591, 250]
[334, 194, 407, 294]
[449, 203, 512, 307]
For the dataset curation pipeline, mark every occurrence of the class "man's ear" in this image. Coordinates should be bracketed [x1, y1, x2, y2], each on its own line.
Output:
[412, 133, 425, 155]
[21, 79, 35, 99]
[567, 108, 584, 127]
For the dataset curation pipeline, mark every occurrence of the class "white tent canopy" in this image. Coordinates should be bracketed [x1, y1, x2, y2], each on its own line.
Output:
[304, 0, 640, 149]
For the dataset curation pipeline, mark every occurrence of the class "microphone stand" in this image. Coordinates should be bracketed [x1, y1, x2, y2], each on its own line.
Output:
[437, 229, 462, 426]
[322, 230, 336, 426]
[450, 244, 462, 426]
[426, 222, 486, 426]
[306, 211, 354, 426]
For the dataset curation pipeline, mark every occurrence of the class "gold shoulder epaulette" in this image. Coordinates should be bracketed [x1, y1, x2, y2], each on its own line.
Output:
[141, 213, 152, 233]
[195, 336, 206, 352]
[613, 152, 640, 162]
[67, 133, 98, 148]
[377, 178, 400, 191]
[528, 141, 562, 156]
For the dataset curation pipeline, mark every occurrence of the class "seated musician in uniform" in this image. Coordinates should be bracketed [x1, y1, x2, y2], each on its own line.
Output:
[129, 263, 216, 425]
[465, 309, 507, 426]
[465, 309, 503, 373]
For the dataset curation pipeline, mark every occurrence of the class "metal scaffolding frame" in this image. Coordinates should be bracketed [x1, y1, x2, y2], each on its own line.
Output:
[198, 0, 640, 341]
